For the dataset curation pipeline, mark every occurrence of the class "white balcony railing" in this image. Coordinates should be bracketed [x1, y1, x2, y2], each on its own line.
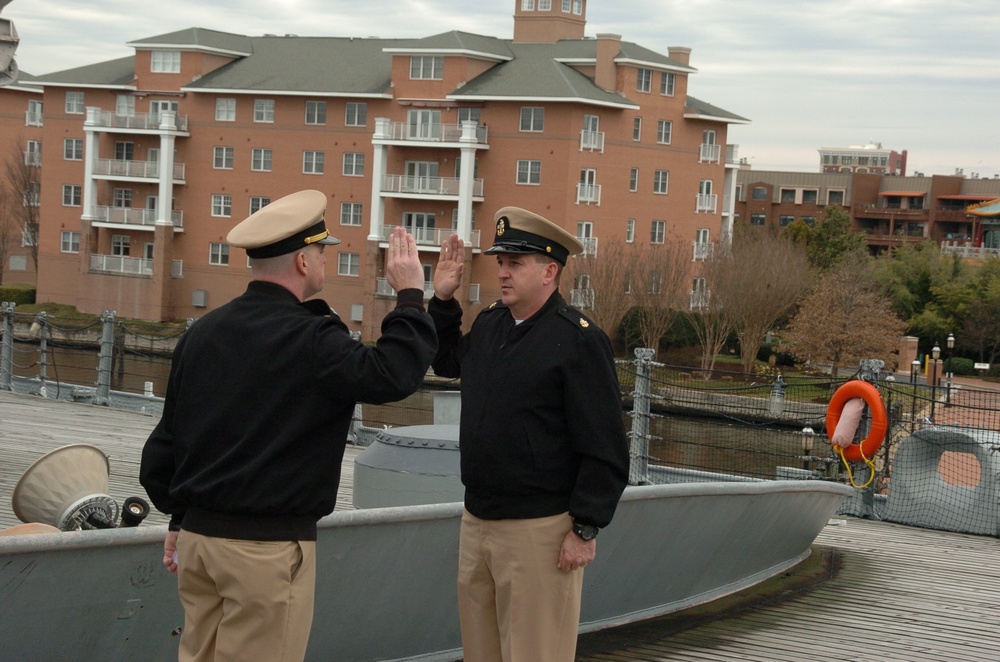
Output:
[94, 206, 184, 228]
[25, 111, 42, 126]
[381, 174, 483, 198]
[690, 290, 711, 311]
[381, 224, 481, 249]
[379, 121, 488, 144]
[693, 241, 714, 261]
[699, 143, 721, 163]
[580, 130, 605, 153]
[725, 144, 740, 165]
[23, 151, 41, 166]
[89, 110, 189, 132]
[940, 241, 1000, 259]
[90, 254, 153, 276]
[577, 237, 598, 257]
[570, 288, 595, 309]
[94, 159, 186, 181]
[696, 193, 718, 213]
[576, 183, 601, 205]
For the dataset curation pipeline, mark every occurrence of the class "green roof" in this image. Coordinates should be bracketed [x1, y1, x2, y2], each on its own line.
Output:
[32, 56, 135, 87]
[127, 27, 253, 56]
[686, 96, 750, 124]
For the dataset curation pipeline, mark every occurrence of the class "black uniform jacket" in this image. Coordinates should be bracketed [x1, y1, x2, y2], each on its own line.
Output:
[140, 281, 437, 541]
[429, 290, 629, 528]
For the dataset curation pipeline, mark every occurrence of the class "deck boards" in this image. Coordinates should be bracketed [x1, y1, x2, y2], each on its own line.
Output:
[3, 389, 999, 662]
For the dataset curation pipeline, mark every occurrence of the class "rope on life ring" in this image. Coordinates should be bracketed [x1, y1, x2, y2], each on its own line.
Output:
[826, 380, 888, 462]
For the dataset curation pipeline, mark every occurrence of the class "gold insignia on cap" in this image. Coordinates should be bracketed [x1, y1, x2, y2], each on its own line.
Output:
[580, 318, 590, 328]
[497, 218, 507, 236]
[546, 246, 552, 253]
[304, 229, 330, 245]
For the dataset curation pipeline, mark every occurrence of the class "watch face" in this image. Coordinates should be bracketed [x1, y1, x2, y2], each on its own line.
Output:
[574, 523, 598, 540]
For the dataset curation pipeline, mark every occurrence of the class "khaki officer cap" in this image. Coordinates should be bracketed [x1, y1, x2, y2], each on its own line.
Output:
[485, 206, 584, 266]
[227, 189, 340, 259]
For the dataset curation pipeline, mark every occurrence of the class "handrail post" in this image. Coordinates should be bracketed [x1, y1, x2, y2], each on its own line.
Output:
[629, 347, 655, 485]
[0, 302, 14, 391]
[96, 310, 116, 406]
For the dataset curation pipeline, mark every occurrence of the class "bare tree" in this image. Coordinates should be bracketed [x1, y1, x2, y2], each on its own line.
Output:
[0, 185, 16, 285]
[685, 248, 737, 377]
[562, 237, 636, 341]
[725, 230, 812, 374]
[5, 138, 40, 272]
[628, 238, 691, 357]
[783, 255, 905, 379]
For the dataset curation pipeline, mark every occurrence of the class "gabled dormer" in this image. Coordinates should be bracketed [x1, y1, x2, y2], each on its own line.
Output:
[127, 28, 252, 92]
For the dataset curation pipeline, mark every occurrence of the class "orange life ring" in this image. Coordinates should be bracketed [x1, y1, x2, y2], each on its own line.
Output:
[826, 380, 887, 462]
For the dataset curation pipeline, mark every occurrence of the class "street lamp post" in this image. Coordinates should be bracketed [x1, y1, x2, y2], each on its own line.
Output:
[931, 343, 941, 421]
[946, 333, 955, 405]
[910, 359, 920, 385]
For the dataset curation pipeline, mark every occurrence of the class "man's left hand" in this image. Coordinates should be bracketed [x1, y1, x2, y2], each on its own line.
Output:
[557, 530, 596, 571]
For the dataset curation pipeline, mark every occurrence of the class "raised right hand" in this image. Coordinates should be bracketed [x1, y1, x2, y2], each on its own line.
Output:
[433, 234, 465, 300]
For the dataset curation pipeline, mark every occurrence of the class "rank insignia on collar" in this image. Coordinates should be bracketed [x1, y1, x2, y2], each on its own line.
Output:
[580, 318, 589, 328]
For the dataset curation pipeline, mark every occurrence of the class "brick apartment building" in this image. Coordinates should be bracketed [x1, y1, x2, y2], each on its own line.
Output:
[735, 169, 1000, 256]
[0, 71, 42, 286]
[0, 0, 748, 337]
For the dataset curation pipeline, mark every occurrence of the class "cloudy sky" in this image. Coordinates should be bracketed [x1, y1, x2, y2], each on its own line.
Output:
[6, 0, 999, 178]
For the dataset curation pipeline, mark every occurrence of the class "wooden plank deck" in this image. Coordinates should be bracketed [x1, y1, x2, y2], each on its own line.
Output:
[3, 389, 998, 662]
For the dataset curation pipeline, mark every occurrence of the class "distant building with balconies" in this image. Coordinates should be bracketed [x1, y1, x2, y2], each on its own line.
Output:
[3, 0, 749, 334]
[819, 142, 907, 176]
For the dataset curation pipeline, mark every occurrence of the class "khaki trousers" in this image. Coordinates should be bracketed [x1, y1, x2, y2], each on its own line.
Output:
[457, 510, 584, 662]
[176, 530, 316, 662]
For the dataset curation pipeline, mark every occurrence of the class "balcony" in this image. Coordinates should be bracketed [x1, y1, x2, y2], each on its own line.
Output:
[940, 241, 1000, 260]
[380, 224, 481, 250]
[699, 143, 721, 163]
[576, 183, 601, 205]
[375, 121, 488, 145]
[94, 158, 186, 182]
[693, 241, 714, 261]
[90, 254, 152, 276]
[857, 204, 927, 219]
[23, 151, 40, 166]
[577, 237, 598, 257]
[381, 174, 483, 200]
[696, 193, 718, 213]
[690, 290, 710, 311]
[24, 111, 42, 126]
[725, 144, 740, 165]
[93, 206, 184, 229]
[86, 109, 189, 133]
[580, 130, 605, 153]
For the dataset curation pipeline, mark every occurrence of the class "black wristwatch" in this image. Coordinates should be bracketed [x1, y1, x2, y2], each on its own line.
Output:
[572, 520, 599, 541]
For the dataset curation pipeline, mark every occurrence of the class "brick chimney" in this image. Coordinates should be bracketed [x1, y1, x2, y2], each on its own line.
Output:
[595, 33, 620, 92]
[513, 0, 587, 43]
[668, 47, 691, 66]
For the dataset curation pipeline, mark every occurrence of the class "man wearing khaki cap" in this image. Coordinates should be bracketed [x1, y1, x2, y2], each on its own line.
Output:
[430, 206, 629, 661]
[141, 189, 437, 662]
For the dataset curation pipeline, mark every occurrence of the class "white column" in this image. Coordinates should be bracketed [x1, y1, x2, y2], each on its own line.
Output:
[81, 107, 101, 220]
[368, 118, 391, 241]
[157, 112, 177, 226]
[457, 120, 478, 243]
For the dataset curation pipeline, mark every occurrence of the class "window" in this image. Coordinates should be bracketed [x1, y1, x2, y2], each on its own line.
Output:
[801, 216, 816, 225]
[343, 153, 365, 176]
[26, 100, 43, 126]
[250, 196, 270, 214]
[660, 72, 675, 96]
[626, 219, 635, 243]
[629, 168, 639, 192]
[209, 242, 230, 266]
[562, 0, 571, 10]
[305, 101, 326, 125]
[60, 231, 80, 253]
[64, 138, 83, 161]
[651, 220, 665, 244]
[752, 186, 768, 201]
[341, 202, 363, 226]
[114, 142, 134, 161]
[65, 91, 85, 114]
[115, 94, 135, 117]
[254, 99, 275, 123]
[23, 181, 40, 208]
[653, 170, 669, 194]
[520, 107, 544, 132]
[828, 190, 845, 205]
[637, 68, 652, 93]
[516, 160, 541, 185]
[750, 214, 766, 226]
[633, 117, 641, 141]
[251, 148, 272, 172]
[802, 189, 818, 204]
[62, 185, 81, 206]
[410, 56, 443, 80]
[151, 51, 180, 73]
[573, 0, 582, 13]
[213, 146, 234, 170]
[345, 102, 367, 126]
[215, 98, 236, 121]
[338, 252, 361, 276]
[522, 0, 534, 10]
[112, 235, 131, 256]
[779, 215, 796, 227]
[657, 120, 672, 144]
[407, 109, 441, 139]
[780, 189, 797, 203]
[458, 107, 481, 125]
[211, 194, 232, 217]
[112, 188, 132, 208]
[303, 151, 325, 174]
[24, 140, 41, 166]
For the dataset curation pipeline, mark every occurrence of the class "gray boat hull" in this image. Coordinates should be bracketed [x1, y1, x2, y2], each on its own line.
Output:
[0, 479, 851, 661]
